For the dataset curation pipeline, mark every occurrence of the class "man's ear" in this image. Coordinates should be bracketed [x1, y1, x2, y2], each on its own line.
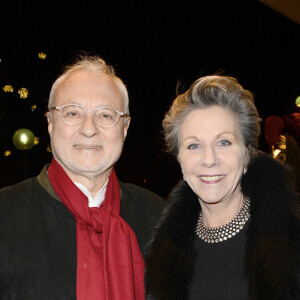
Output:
[123, 117, 131, 139]
[46, 112, 53, 136]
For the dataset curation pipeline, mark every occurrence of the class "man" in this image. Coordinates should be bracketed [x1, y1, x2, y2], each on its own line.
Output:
[0, 55, 165, 299]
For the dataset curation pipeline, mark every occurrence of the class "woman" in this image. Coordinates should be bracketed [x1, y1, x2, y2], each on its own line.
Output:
[145, 75, 300, 299]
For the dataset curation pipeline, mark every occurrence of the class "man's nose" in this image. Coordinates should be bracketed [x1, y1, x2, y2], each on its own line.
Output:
[78, 113, 99, 137]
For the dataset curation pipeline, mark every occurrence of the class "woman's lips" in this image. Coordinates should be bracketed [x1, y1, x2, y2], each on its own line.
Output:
[198, 175, 225, 184]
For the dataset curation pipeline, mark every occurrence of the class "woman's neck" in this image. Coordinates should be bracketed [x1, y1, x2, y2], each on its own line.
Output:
[200, 194, 244, 227]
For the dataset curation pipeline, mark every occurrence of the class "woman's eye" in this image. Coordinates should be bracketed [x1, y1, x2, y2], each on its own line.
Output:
[218, 139, 231, 146]
[188, 143, 200, 150]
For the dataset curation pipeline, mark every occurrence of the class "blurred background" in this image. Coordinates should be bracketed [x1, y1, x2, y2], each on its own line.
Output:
[0, 0, 299, 198]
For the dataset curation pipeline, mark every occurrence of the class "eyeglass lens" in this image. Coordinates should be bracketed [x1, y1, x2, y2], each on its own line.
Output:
[61, 105, 120, 127]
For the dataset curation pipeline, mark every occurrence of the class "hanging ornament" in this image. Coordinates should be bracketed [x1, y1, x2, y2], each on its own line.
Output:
[18, 87, 29, 99]
[3, 85, 14, 92]
[31, 104, 37, 111]
[34, 137, 39, 145]
[4, 150, 11, 157]
[38, 52, 47, 59]
[296, 96, 300, 107]
[13, 128, 35, 150]
[46, 144, 52, 152]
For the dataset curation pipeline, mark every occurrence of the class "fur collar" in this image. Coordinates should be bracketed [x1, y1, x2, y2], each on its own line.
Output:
[145, 153, 300, 299]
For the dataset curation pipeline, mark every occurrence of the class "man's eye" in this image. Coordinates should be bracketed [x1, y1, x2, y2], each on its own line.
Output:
[62, 106, 83, 118]
[101, 113, 113, 119]
[67, 111, 79, 117]
[218, 139, 231, 146]
[96, 109, 117, 120]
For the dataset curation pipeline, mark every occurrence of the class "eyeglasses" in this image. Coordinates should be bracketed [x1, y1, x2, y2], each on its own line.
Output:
[50, 104, 130, 127]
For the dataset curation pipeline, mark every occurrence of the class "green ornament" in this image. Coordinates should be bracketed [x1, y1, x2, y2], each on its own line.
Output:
[296, 96, 300, 107]
[13, 128, 35, 150]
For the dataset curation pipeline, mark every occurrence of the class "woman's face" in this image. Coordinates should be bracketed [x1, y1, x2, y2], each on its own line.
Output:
[177, 106, 247, 206]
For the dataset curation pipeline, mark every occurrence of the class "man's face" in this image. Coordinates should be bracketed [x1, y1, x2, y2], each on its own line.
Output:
[47, 70, 130, 183]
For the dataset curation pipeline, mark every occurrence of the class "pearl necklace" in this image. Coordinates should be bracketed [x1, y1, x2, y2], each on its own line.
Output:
[195, 198, 250, 243]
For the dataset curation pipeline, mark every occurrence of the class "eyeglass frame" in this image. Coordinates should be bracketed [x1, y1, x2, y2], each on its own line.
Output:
[50, 103, 130, 128]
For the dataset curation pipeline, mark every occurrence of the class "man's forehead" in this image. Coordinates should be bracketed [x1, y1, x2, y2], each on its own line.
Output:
[53, 71, 124, 109]
[59, 70, 112, 87]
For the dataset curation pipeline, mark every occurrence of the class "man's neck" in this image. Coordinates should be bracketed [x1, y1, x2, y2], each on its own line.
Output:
[63, 168, 112, 198]
[74, 179, 109, 207]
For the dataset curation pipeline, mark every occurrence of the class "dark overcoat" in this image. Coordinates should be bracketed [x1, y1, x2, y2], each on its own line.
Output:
[0, 165, 165, 299]
[145, 154, 300, 299]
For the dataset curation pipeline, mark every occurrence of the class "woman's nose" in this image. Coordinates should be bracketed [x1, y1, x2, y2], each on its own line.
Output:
[201, 146, 218, 167]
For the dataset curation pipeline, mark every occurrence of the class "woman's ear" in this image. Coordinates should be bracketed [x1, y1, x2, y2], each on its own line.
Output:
[243, 147, 251, 174]
[177, 155, 186, 180]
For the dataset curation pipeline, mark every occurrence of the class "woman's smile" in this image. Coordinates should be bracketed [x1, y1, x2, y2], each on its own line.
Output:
[198, 175, 225, 184]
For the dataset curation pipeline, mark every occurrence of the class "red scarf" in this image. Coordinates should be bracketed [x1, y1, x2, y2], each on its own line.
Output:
[48, 158, 145, 300]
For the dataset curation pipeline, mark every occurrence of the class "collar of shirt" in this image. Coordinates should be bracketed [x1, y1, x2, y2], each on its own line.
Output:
[74, 179, 109, 207]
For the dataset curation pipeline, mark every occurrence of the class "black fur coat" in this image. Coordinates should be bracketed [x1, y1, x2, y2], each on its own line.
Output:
[145, 154, 300, 299]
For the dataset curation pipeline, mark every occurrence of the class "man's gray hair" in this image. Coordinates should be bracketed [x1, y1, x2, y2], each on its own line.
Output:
[48, 54, 129, 115]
